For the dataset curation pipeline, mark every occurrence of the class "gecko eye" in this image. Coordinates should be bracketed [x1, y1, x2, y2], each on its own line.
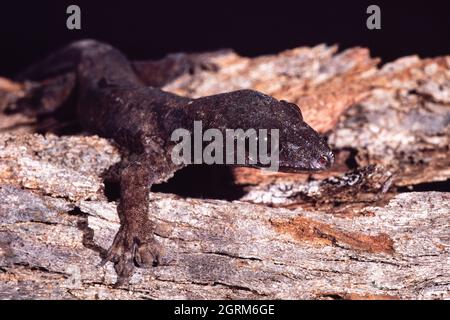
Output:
[280, 100, 303, 120]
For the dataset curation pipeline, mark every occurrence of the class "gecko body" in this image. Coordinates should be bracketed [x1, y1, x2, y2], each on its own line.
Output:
[17, 40, 334, 285]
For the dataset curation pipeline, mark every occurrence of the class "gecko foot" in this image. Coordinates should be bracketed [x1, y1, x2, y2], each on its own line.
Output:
[101, 225, 162, 286]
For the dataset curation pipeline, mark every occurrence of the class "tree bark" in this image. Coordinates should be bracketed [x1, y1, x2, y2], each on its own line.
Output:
[0, 134, 448, 299]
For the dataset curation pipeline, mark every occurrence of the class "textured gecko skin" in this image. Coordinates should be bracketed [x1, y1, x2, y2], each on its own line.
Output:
[17, 40, 334, 285]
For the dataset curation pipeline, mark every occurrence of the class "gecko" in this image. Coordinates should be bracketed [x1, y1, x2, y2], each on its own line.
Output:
[14, 40, 334, 285]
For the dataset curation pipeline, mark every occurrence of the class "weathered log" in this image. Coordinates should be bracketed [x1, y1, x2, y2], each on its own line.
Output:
[0, 134, 448, 299]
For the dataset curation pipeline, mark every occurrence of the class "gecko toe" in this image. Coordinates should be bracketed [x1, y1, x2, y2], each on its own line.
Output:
[112, 253, 135, 286]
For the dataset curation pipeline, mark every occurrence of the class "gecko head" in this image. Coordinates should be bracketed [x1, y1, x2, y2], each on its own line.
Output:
[274, 100, 334, 172]
[189, 89, 334, 172]
[228, 91, 334, 172]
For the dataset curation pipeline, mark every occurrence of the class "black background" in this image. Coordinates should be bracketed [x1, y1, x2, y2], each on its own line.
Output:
[0, 0, 449, 76]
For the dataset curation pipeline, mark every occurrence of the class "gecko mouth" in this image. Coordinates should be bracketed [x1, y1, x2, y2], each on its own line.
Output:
[277, 166, 325, 173]
[278, 151, 335, 172]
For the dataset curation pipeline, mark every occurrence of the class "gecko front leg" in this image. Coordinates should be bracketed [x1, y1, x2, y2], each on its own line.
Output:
[102, 154, 164, 286]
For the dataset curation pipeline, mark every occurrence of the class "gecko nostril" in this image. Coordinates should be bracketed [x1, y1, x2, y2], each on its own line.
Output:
[318, 155, 329, 167]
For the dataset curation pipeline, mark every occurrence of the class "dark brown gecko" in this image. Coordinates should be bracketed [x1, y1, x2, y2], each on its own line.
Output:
[15, 40, 334, 285]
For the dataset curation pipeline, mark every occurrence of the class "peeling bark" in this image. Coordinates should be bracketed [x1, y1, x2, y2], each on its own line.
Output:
[156, 47, 450, 190]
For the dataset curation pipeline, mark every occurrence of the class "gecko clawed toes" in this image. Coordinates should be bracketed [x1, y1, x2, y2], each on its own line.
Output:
[102, 225, 162, 285]
[134, 238, 162, 267]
